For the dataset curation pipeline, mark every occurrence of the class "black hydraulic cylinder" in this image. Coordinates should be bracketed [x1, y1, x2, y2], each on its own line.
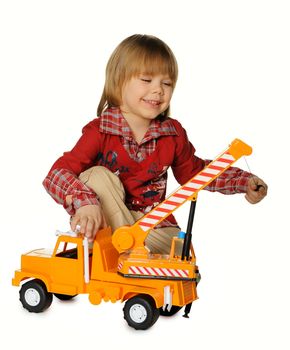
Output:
[181, 200, 197, 261]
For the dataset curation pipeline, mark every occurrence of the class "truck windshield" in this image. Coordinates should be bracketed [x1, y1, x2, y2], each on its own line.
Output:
[55, 241, 78, 259]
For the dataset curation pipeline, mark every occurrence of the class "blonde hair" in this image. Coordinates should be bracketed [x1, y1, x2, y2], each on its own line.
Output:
[97, 34, 178, 117]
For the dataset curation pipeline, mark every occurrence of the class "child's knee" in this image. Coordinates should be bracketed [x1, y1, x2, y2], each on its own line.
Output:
[79, 166, 109, 184]
[79, 166, 125, 201]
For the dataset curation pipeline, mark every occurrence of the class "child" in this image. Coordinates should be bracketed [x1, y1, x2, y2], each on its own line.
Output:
[43, 34, 267, 253]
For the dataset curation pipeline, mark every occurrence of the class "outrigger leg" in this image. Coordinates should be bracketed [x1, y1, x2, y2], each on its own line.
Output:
[183, 302, 192, 318]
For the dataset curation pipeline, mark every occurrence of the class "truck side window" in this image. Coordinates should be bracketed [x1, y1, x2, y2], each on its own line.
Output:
[56, 241, 78, 259]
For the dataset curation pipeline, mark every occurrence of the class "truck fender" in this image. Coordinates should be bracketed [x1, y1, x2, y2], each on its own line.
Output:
[12, 271, 51, 291]
[121, 289, 164, 309]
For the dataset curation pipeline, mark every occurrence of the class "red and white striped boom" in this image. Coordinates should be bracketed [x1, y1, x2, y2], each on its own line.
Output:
[112, 139, 252, 253]
[137, 138, 252, 232]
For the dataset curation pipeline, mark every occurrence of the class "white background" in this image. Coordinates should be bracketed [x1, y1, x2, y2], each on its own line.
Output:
[0, 0, 289, 349]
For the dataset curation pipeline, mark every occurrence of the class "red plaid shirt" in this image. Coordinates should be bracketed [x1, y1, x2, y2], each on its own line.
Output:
[43, 108, 251, 227]
[99, 108, 177, 163]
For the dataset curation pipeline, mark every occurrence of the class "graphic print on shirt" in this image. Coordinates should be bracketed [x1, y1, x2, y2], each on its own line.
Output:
[95, 150, 129, 174]
[148, 162, 159, 177]
[135, 165, 169, 213]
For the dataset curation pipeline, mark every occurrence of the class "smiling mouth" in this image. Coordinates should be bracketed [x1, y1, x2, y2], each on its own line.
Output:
[143, 99, 161, 106]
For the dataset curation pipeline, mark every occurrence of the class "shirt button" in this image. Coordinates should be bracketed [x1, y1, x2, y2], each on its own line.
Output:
[137, 151, 142, 158]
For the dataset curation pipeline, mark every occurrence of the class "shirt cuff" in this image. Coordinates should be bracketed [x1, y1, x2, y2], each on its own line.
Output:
[64, 192, 99, 215]
[235, 172, 251, 193]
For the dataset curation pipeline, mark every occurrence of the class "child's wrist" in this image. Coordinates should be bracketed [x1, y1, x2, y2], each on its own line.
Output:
[72, 192, 99, 211]
[63, 192, 99, 215]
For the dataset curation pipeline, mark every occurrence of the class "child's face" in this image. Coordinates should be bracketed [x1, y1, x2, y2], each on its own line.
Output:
[120, 73, 173, 124]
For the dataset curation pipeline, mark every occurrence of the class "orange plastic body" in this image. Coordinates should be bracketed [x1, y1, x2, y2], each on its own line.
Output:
[12, 139, 252, 313]
[12, 227, 198, 308]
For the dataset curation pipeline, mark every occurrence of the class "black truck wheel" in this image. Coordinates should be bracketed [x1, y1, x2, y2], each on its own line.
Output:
[54, 293, 77, 301]
[159, 305, 182, 316]
[19, 279, 52, 313]
[123, 294, 159, 330]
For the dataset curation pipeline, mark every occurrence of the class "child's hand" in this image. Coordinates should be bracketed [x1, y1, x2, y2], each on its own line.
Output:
[245, 176, 268, 204]
[70, 205, 107, 242]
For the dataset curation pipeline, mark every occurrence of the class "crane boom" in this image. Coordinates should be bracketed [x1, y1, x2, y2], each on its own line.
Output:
[112, 138, 252, 253]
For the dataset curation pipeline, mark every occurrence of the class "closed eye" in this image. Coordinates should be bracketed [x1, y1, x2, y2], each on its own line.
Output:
[140, 78, 151, 83]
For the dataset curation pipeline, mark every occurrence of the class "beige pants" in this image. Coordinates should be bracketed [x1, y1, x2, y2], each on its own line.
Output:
[79, 166, 180, 254]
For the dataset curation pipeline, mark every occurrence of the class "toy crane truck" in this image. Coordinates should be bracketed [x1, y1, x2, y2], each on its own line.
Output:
[12, 139, 252, 330]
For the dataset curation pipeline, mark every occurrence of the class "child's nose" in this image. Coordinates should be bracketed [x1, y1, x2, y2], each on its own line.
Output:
[152, 83, 164, 95]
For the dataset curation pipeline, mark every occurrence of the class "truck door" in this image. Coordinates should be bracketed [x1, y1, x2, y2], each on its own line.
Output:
[51, 237, 84, 292]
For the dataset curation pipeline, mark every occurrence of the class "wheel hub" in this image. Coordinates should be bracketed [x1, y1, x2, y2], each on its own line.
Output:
[129, 304, 147, 323]
[24, 288, 41, 306]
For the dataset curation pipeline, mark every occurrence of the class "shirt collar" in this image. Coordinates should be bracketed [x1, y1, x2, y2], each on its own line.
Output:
[99, 107, 178, 143]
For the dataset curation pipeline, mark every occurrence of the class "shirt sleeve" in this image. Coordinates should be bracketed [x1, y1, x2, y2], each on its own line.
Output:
[42, 119, 102, 215]
[171, 120, 251, 194]
[203, 160, 252, 194]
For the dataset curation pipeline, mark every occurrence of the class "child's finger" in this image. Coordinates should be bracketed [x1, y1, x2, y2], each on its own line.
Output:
[249, 178, 258, 190]
[245, 187, 265, 204]
[256, 185, 267, 197]
[80, 217, 88, 234]
[70, 215, 80, 231]
[85, 217, 95, 240]
[245, 193, 256, 204]
[254, 181, 267, 199]
[102, 213, 108, 228]
[252, 177, 267, 191]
